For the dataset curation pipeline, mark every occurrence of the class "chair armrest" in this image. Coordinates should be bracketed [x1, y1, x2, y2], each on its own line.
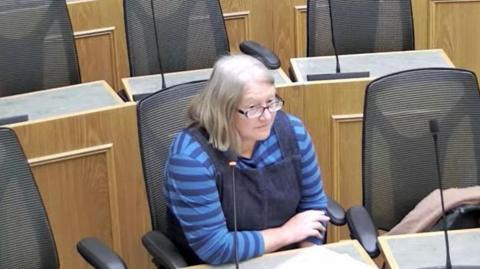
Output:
[77, 237, 126, 269]
[142, 230, 188, 269]
[239, 41, 281, 69]
[346, 206, 380, 258]
[327, 198, 346, 226]
[432, 204, 480, 230]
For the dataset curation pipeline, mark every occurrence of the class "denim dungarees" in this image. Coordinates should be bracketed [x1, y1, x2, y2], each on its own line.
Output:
[167, 111, 303, 264]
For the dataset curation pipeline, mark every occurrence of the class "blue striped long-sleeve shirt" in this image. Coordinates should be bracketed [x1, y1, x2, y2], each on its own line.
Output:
[165, 114, 327, 264]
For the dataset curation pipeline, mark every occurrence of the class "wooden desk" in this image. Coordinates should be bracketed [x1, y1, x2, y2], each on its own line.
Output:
[379, 228, 480, 269]
[291, 49, 454, 82]
[183, 240, 376, 269]
[2, 81, 153, 269]
[122, 68, 291, 101]
[278, 49, 453, 242]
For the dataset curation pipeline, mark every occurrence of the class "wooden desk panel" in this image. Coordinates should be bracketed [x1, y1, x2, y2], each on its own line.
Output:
[278, 79, 368, 242]
[5, 82, 153, 269]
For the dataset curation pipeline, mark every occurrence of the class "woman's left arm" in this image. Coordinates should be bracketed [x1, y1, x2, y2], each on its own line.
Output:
[289, 115, 329, 244]
[289, 115, 328, 211]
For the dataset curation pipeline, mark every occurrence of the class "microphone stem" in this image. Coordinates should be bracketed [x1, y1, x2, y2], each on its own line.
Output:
[230, 161, 239, 269]
[432, 134, 452, 269]
[327, 0, 341, 74]
[150, 0, 167, 89]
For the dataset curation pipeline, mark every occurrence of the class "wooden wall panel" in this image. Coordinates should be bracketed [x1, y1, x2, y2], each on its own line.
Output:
[412, 0, 480, 80]
[428, 0, 480, 77]
[331, 115, 363, 241]
[273, 0, 306, 73]
[277, 83, 305, 120]
[294, 5, 308, 58]
[32, 146, 117, 269]
[278, 80, 368, 242]
[247, 0, 273, 48]
[75, 28, 119, 89]
[221, 0, 273, 52]
[224, 11, 251, 53]
[67, 0, 129, 91]
[411, 0, 430, 49]
[303, 80, 367, 197]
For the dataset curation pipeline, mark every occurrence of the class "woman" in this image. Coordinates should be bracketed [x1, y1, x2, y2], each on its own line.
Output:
[165, 54, 329, 265]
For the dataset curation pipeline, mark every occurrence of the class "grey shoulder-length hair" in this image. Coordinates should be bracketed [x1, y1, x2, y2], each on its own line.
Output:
[188, 54, 274, 153]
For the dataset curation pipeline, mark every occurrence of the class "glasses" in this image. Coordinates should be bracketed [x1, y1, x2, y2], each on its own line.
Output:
[237, 96, 285, 119]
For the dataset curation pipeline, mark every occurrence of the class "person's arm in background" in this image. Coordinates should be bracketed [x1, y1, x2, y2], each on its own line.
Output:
[288, 115, 330, 245]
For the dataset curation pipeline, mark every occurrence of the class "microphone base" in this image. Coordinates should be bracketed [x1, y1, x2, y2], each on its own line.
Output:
[307, 71, 370, 81]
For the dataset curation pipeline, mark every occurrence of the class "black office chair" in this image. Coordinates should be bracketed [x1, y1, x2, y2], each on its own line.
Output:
[136, 80, 346, 268]
[307, 0, 414, 57]
[137, 80, 207, 268]
[0, 0, 80, 97]
[346, 68, 480, 258]
[124, 0, 279, 77]
[0, 127, 125, 269]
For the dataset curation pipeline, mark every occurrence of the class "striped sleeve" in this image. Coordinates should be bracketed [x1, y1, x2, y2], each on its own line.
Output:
[165, 131, 265, 264]
[288, 115, 328, 244]
[287, 115, 328, 211]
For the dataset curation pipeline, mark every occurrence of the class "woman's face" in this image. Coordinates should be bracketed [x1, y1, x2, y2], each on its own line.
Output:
[234, 79, 277, 146]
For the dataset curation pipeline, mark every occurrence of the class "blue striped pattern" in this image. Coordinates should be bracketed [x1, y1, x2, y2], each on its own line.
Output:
[165, 114, 327, 264]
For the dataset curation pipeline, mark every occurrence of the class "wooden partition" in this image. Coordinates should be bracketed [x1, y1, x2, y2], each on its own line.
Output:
[272, 0, 480, 79]
[67, 0, 129, 91]
[278, 80, 368, 242]
[7, 83, 153, 269]
[272, 0, 307, 72]
[220, 0, 274, 54]
[65, 0, 480, 89]
[66, 0, 276, 91]
[412, 0, 480, 80]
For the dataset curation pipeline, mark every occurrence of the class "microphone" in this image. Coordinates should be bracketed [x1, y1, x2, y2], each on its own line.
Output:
[306, 0, 370, 81]
[429, 119, 452, 269]
[149, 0, 166, 90]
[226, 150, 240, 269]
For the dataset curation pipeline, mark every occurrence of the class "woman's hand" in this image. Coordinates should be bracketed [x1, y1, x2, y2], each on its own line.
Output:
[261, 210, 330, 253]
[298, 241, 315, 248]
[282, 210, 330, 242]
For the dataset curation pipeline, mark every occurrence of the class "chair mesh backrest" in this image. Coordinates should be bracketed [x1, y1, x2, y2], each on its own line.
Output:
[137, 80, 207, 233]
[362, 68, 480, 231]
[0, 0, 80, 97]
[307, 0, 414, 57]
[0, 128, 58, 268]
[124, 0, 229, 76]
